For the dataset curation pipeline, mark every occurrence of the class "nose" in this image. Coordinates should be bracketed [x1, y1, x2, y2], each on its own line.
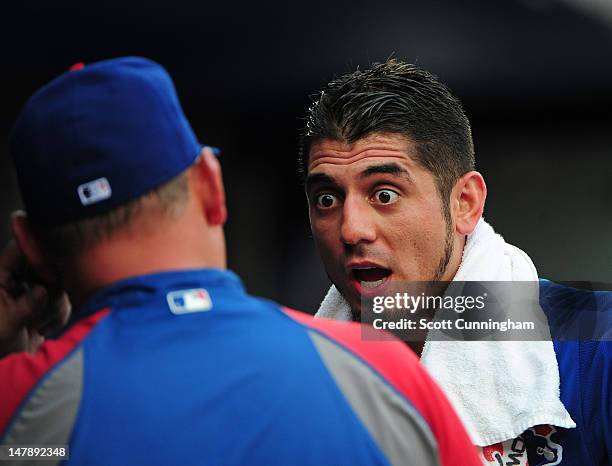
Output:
[340, 196, 377, 246]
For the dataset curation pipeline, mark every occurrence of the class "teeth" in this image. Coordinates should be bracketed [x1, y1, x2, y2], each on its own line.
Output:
[361, 279, 385, 288]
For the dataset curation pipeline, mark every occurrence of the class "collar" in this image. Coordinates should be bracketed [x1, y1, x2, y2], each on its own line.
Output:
[75, 268, 245, 321]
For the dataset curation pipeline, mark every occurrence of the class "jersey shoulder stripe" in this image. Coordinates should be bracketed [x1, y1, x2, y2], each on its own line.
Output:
[0, 308, 110, 437]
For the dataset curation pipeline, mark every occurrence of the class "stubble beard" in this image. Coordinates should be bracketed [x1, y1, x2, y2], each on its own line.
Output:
[432, 207, 455, 283]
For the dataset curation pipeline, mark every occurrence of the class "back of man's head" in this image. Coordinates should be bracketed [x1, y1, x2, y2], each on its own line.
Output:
[8, 57, 226, 297]
[300, 59, 475, 204]
[11, 57, 201, 229]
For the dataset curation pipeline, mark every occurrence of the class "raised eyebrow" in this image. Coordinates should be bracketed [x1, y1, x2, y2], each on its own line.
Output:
[305, 172, 339, 191]
[360, 163, 413, 182]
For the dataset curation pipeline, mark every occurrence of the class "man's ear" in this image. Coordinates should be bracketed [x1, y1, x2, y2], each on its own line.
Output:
[10, 210, 57, 283]
[191, 147, 227, 226]
[451, 171, 487, 236]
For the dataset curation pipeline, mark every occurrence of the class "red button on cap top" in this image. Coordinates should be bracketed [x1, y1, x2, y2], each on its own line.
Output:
[69, 62, 85, 71]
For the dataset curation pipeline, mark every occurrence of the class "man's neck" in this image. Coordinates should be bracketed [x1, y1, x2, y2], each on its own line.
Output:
[63, 222, 225, 309]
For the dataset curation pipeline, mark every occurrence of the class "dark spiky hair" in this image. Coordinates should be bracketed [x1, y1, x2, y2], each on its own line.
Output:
[299, 59, 475, 205]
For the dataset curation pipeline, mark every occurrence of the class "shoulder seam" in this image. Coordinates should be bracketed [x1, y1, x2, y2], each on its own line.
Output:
[281, 308, 433, 433]
[0, 308, 110, 441]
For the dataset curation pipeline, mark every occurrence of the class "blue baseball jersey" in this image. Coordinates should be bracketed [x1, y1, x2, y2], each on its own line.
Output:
[533, 279, 612, 465]
[0, 269, 480, 466]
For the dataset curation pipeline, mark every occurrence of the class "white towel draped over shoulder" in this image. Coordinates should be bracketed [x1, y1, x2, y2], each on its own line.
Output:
[315, 218, 575, 446]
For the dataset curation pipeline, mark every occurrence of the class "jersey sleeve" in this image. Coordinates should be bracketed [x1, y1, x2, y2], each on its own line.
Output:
[583, 341, 612, 464]
[0, 308, 109, 437]
[284, 308, 481, 466]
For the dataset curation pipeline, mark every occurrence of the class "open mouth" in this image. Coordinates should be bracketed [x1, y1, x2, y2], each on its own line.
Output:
[352, 267, 392, 289]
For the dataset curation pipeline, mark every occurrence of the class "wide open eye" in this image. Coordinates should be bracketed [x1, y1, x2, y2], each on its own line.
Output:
[316, 193, 339, 209]
[372, 189, 399, 205]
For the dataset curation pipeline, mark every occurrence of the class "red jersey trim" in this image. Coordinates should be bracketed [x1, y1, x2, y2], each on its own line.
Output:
[282, 307, 481, 466]
[0, 308, 110, 434]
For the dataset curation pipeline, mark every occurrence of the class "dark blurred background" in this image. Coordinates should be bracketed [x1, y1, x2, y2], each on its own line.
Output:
[1, 0, 611, 312]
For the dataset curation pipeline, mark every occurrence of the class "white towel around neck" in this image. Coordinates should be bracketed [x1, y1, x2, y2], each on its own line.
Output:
[315, 218, 575, 446]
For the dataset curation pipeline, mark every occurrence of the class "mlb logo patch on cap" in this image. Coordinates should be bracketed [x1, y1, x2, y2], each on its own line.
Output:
[78, 177, 112, 205]
[167, 288, 213, 315]
[9, 56, 203, 227]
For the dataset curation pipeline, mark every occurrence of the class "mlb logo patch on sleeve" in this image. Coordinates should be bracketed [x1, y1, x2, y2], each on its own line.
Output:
[167, 288, 213, 314]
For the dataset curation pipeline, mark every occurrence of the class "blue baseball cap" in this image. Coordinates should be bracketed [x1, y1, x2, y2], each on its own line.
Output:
[10, 56, 212, 227]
